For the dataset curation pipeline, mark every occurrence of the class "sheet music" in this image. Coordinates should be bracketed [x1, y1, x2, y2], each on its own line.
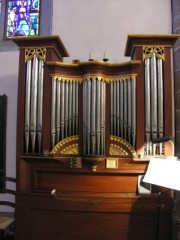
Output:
[143, 157, 180, 191]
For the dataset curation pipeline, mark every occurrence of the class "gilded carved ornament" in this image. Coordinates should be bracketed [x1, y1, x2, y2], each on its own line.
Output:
[50, 74, 137, 84]
[50, 136, 79, 155]
[50, 74, 82, 83]
[110, 135, 136, 156]
[50, 135, 137, 156]
[25, 48, 46, 62]
[143, 46, 165, 61]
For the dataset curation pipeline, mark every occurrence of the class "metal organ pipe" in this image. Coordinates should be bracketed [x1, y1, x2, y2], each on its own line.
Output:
[30, 55, 38, 154]
[56, 80, 61, 142]
[75, 81, 79, 134]
[101, 80, 106, 154]
[151, 52, 158, 155]
[123, 79, 128, 141]
[37, 60, 44, 153]
[131, 76, 136, 149]
[68, 81, 73, 136]
[72, 81, 76, 135]
[116, 80, 120, 137]
[91, 78, 96, 155]
[51, 77, 56, 148]
[145, 58, 151, 155]
[110, 83, 114, 134]
[157, 58, 164, 155]
[113, 81, 117, 134]
[65, 80, 69, 138]
[25, 60, 32, 153]
[120, 79, 124, 137]
[60, 80, 65, 140]
[96, 79, 101, 155]
[83, 80, 87, 154]
[127, 78, 132, 144]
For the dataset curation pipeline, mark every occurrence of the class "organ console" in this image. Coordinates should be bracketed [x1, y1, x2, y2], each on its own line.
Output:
[12, 34, 179, 240]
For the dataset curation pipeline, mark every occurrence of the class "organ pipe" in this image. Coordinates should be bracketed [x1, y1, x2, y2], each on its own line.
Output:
[25, 60, 32, 153]
[37, 60, 44, 153]
[145, 58, 151, 155]
[30, 55, 38, 153]
[51, 77, 56, 148]
[56, 80, 61, 142]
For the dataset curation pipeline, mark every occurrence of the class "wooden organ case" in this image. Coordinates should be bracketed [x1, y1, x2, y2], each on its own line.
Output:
[13, 34, 178, 240]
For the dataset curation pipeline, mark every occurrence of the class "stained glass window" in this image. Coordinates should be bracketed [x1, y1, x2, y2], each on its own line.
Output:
[6, 0, 40, 37]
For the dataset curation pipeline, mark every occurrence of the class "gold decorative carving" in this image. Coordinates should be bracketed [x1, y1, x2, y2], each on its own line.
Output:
[36, 48, 46, 61]
[110, 145, 128, 155]
[50, 136, 79, 155]
[50, 74, 82, 83]
[25, 48, 46, 62]
[143, 46, 165, 61]
[60, 144, 78, 154]
[25, 49, 35, 62]
[50, 74, 137, 84]
[51, 135, 137, 156]
[109, 135, 136, 156]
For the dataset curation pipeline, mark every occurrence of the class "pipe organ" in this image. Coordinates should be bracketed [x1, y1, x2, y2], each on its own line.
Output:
[13, 34, 179, 240]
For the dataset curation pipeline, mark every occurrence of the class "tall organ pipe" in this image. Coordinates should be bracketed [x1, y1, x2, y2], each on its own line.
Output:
[131, 76, 136, 149]
[151, 52, 158, 155]
[116, 80, 120, 137]
[96, 79, 101, 155]
[72, 81, 76, 135]
[101, 81, 106, 154]
[56, 80, 61, 142]
[60, 80, 65, 140]
[25, 60, 32, 153]
[75, 82, 79, 133]
[30, 55, 38, 153]
[51, 77, 57, 148]
[157, 58, 164, 155]
[68, 81, 73, 136]
[91, 78, 96, 154]
[37, 60, 44, 153]
[65, 80, 69, 138]
[145, 58, 151, 155]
